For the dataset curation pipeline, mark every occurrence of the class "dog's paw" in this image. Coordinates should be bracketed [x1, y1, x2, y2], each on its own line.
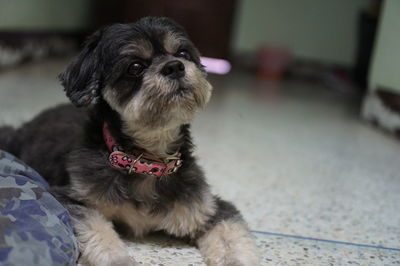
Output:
[111, 254, 139, 266]
[79, 250, 138, 266]
[197, 220, 260, 266]
[223, 258, 254, 266]
[204, 257, 256, 266]
[223, 261, 245, 266]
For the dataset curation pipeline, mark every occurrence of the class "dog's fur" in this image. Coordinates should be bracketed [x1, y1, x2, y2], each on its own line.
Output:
[0, 17, 259, 266]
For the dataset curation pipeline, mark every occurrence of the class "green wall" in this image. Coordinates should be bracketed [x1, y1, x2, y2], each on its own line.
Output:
[234, 0, 369, 66]
[369, 0, 400, 93]
[0, 0, 92, 31]
[0, 0, 371, 67]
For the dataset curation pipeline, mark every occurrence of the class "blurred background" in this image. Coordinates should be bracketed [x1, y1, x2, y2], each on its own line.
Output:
[0, 0, 399, 265]
[0, 0, 399, 130]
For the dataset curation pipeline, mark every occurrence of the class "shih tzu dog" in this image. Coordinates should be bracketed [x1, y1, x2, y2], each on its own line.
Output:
[0, 17, 259, 265]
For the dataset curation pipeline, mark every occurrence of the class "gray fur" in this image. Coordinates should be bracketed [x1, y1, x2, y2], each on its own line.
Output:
[0, 17, 259, 265]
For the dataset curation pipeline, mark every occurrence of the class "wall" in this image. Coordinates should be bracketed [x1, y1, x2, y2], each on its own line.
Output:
[0, 0, 371, 66]
[368, 0, 400, 93]
[0, 0, 92, 31]
[233, 0, 369, 66]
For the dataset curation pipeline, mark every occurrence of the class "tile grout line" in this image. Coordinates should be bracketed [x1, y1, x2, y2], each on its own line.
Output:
[251, 230, 400, 252]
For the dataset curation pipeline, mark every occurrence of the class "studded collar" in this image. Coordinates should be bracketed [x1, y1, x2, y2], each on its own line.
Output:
[103, 123, 183, 177]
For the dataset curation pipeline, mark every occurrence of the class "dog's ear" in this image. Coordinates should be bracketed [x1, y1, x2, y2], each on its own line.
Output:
[59, 29, 104, 107]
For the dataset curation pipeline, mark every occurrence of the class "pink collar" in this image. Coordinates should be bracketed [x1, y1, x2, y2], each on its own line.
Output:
[103, 123, 182, 177]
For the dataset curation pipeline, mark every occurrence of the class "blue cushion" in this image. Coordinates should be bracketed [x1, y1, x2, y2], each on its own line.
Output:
[0, 150, 78, 266]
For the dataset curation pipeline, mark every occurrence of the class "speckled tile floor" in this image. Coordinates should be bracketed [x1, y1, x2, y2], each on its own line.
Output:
[1, 59, 400, 265]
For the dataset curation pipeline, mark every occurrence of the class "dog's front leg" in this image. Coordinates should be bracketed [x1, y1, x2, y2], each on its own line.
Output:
[196, 198, 260, 266]
[72, 207, 138, 266]
[52, 189, 138, 266]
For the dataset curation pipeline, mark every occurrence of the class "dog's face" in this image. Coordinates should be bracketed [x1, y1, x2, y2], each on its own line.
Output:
[60, 17, 212, 130]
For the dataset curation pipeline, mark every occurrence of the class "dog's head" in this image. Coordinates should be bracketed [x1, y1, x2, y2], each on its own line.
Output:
[60, 17, 212, 130]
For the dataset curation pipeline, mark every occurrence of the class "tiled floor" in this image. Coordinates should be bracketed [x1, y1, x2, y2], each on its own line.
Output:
[1, 59, 399, 265]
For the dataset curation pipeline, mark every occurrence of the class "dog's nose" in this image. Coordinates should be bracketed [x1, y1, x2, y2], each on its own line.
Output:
[161, 60, 185, 79]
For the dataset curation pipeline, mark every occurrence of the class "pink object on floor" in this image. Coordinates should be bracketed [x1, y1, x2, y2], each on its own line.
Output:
[257, 46, 291, 80]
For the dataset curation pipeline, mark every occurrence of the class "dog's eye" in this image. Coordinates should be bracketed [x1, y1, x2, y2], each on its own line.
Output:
[127, 61, 145, 77]
[177, 49, 191, 60]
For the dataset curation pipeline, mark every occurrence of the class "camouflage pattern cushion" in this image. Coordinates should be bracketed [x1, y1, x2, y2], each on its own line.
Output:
[0, 150, 78, 266]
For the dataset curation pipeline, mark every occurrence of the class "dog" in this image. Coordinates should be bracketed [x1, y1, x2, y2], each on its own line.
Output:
[0, 17, 259, 266]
